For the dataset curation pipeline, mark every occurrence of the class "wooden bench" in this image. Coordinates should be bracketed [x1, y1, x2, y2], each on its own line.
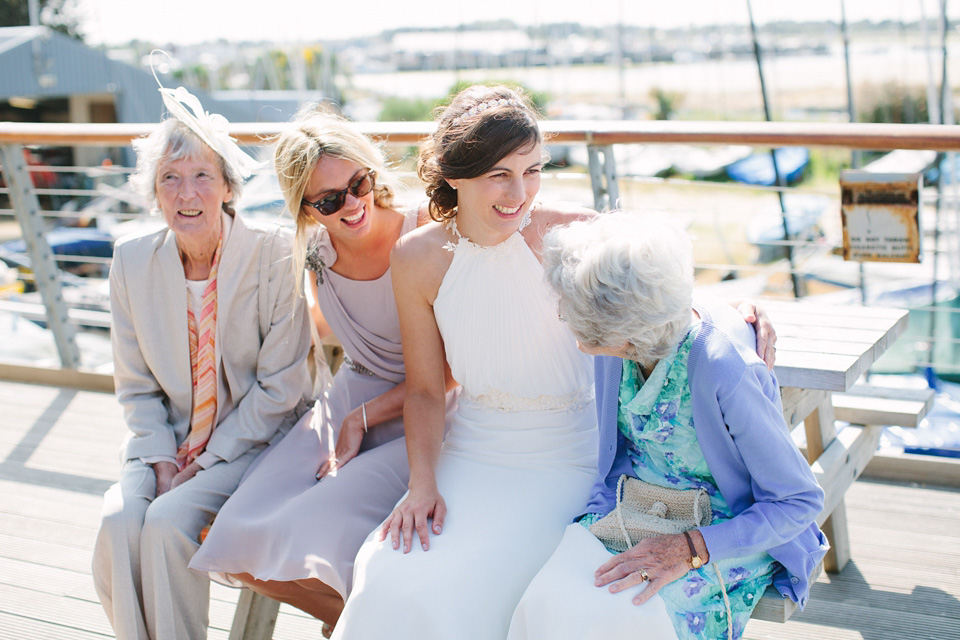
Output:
[752, 380, 934, 623]
[231, 591, 281, 640]
[833, 382, 955, 494]
[832, 382, 935, 429]
[752, 561, 824, 623]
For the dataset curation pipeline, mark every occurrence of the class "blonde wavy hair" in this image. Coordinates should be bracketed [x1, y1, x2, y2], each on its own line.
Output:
[272, 105, 399, 294]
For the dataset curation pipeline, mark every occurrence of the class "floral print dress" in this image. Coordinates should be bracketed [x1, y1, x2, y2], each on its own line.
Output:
[580, 324, 778, 640]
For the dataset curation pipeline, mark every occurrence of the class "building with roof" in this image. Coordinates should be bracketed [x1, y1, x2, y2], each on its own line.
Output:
[0, 26, 298, 167]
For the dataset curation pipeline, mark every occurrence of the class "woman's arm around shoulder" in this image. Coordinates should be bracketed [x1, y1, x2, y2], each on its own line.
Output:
[522, 201, 596, 257]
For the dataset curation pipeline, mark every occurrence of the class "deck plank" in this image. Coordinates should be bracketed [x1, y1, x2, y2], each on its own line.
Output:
[2, 379, 958, 639]
[0, 613, 111, 640]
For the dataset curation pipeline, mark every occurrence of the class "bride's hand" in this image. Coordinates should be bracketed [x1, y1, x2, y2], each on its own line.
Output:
[736, 300, 777, 369]
[380, 483, 446, 553]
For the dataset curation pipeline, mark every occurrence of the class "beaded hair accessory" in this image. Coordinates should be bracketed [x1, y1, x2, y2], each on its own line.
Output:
[150, 50, 260, 180]
[453, 98, 526, 124]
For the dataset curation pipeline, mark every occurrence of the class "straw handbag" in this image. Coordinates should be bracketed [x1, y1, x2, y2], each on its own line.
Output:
[589, 474, 713, 552]
[590, 475, 733, 640]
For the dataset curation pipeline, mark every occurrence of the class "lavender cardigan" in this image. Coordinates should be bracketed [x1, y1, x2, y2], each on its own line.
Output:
[583, 300, 829, 608]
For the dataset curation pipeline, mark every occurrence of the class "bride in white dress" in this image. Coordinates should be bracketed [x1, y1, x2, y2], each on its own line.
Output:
[329, 86, 600, 639]
[332, 85, 777, 639]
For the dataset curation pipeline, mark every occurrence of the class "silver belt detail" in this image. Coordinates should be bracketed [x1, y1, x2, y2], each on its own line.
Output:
[343, 354, 381, 378]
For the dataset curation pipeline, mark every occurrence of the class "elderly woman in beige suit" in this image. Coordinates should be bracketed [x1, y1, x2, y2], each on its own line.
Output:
[91, 86, 313, 640]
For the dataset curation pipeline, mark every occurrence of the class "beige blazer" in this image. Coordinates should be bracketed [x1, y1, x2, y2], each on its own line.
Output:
[109, 213, 312, 464]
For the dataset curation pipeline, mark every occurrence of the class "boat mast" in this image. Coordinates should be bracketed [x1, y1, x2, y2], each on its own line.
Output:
[840, 0, 869, 304]
[746, 0, 803, 298]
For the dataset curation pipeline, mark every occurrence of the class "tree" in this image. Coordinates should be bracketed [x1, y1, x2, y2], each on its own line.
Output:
[379, 96, 436, 122]
[859, 83, 931, 125]
[0, 0, 84, 40]
[649, 87, 683, 121]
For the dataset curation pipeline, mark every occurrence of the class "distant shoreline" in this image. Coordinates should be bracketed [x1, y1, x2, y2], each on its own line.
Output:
[349, 45, 960, 120]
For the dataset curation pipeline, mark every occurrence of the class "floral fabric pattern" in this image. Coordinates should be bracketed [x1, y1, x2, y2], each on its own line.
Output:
[581, 324, 777, 640]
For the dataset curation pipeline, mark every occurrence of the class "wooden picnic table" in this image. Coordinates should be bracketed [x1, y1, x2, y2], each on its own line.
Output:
[763, 298, 910, 575]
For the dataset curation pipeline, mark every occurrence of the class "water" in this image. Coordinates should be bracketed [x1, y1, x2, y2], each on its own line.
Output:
[872, 292, 960, 383]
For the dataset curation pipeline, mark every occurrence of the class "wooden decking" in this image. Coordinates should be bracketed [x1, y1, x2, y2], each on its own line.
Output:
[0, 379, 326, 639]
[1, 378, 959, 639]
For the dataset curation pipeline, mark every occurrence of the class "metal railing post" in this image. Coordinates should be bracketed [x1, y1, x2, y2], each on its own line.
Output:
[0, 143, 81, 368]
[586, 144, 620, 212]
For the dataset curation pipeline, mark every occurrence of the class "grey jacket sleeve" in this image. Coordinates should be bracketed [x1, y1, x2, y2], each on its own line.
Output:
[110, 248, 180, 459]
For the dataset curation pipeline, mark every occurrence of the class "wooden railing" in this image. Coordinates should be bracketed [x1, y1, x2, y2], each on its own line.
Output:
[2, 119, 959, 149]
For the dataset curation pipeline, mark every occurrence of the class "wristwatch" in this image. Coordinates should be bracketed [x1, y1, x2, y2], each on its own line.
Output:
[683, 531, 704, 569]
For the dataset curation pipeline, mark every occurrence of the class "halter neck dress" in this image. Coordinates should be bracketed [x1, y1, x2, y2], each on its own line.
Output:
[190, 207, 455, 600]
[332, 217, 599, 639]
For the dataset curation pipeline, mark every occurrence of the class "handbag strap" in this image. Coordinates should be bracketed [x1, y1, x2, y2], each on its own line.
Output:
[614, 474, 732, 640]
[614, 474, 633, 549]
[711, 562, 733, 640]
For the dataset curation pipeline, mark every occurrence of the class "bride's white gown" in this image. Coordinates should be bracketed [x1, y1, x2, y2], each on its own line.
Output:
[331, 225, 599, 639]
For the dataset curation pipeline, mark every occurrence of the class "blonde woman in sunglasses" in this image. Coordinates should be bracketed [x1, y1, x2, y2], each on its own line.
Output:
[189, 106, 458, 634]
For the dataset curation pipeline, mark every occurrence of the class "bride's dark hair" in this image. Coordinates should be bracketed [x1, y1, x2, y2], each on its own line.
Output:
[418, 85, 542, 221]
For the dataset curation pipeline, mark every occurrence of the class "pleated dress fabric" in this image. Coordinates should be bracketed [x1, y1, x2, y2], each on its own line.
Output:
[189, 209, 458, 599]
[331, 225, 599, 639]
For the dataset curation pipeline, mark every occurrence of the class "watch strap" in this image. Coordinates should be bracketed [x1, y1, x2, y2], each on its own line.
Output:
[683, 530, 703, 569]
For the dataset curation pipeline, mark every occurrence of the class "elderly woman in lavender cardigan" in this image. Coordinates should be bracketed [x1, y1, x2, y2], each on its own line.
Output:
[508, 212, 828, 640]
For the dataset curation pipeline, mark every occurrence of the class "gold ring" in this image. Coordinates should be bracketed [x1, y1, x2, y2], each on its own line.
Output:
[639, 568, 649, 582]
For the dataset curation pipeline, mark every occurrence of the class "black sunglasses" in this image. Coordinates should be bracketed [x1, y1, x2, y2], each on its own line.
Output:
[302, 170, 377, 216]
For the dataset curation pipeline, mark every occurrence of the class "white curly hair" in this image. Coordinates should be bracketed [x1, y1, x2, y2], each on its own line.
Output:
[542, 211, 694, 367]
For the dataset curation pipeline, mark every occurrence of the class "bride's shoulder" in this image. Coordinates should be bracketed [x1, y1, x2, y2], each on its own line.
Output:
[395, 219, 447, 251]
[392, 219, 453, 274]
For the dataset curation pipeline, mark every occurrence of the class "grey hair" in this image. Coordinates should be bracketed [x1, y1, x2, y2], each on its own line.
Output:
[128, 118, 245, 216]
[542, 211, 694, 367]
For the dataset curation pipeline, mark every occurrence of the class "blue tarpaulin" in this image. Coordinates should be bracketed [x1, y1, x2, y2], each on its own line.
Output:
[726, 147, 810, 186]
[2, 227, 114, 259]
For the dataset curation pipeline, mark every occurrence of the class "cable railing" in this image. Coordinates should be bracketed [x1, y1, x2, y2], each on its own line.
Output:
[1, 119, 958, 381]
[2, 119, 959, 149]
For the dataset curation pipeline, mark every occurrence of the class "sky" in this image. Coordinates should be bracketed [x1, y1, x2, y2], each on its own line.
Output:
[76, 0, 956, 46]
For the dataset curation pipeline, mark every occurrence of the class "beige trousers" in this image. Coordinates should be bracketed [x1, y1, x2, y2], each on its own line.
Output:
[92, 451, 259, 640]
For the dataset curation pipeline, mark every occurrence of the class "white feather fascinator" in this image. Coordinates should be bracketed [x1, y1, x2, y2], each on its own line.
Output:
[151, 51, 261, 180]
